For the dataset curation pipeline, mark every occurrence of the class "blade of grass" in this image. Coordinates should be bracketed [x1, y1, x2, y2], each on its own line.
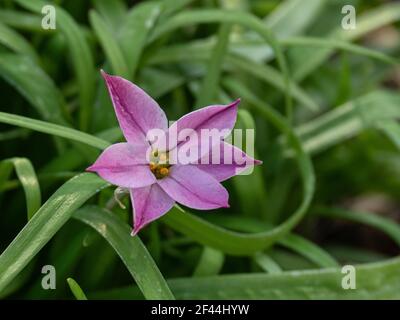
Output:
[282, 36, 399, 66]
[195, 23, 232, 107]
[293, 91, 400, 155]
[146, 44, 318, 111]
[376, 120, 400, 151]
[15, 0, 95, 131]
[159, 0, 196, 19]
[91, 0, 127, 32]
[89, 10, 129, 78]
[278, 233, 339, 268]
[149, 9, 293, 120]
[90, 256, 400, 299]
[193, 247, 225, 277]
[232, 109, 268, 218]
[314, 207, 400, 247]
[0, 54, 67, 124]
[0, 22, 38, 61]
[0, 112, 110, 150]
[203, 213, 338, 267]
[254, 253, 282, 274]
[0, 9, 43, 32]
[0, 173, 109, 293]
[73, 206, 174, 300]
[118, 2, 161, 79]
[292, 2, 400, 80]
[67, 278, 88, 300]
[0, 158, 41, 220]
[265, 0, 327, 38]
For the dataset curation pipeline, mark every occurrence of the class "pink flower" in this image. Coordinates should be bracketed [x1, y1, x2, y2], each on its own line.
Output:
[87, 71, 262, 235]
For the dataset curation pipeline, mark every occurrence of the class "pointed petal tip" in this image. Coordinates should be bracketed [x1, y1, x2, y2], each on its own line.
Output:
[131, 224, 144, 236]
[230, 98, 241, 107]
[100, 69, 107, 77]
[255, 159, 263, 165]
[100, 69, 112, 81]
[100, 69, 118, 83]
[85, 165, 96, 172]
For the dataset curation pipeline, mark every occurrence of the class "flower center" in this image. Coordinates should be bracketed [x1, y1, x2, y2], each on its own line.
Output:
[149, 150, 170, 179]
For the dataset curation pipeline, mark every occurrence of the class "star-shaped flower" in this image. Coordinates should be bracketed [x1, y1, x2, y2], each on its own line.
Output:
[87, 71, 262, 235]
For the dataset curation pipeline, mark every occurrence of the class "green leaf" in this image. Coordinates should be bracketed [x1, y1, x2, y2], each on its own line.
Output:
[377, 120, 400, 151]
[265, 0, 327, 37]
[315, 207, 400, 247]
[202, 214, 337, 268]
[15, 0, 96, 131]
[149, 9, 293, 119]
[0, 173, 109, 293]
[254, 253, 282, 274]
[294, 90, 400, 155]
[159, 0, 196, 19]
[278, 233, 338, 268]
[67, 278, 88, 300]
[146, 44, 318, 111]
[0, 112, 110, 150]
[195, 23, 232, 107]
[193, 247, 225, 277]
[292, 2, 400, 80]
[73, 206, 174, 300]
[91, 0, 127, 32]
[0, 22, 38, 61]
[0, 54, 67, 124]
[227, 54, 318, 111]
[282, 37, 399, 66]
[231, 109, 268, 217]
[89, 10, 129, 78]
[118, 2, 161, 78]
[0, 158, 41, 220]
[91, 257, 400, 299]
[138, 68, 185, 99]
[0, 9, 43, 32]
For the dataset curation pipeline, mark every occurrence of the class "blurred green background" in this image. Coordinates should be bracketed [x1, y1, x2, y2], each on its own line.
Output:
[0, 0, 400, 299]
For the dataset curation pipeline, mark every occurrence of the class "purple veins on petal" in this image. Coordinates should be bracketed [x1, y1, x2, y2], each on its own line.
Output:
[193, 141, 262, 182]
[130, 184, 175, 235]
[157, 164, 230, 210]
[101, 70, 168, 146]
[167, 99, 240, 152]
[86, 142, 155, 188]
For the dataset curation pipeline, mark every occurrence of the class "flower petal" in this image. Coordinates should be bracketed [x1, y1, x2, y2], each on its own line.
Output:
[86, 143, 155, 188]
[130, 184, 175, 235]
[101, 71, 168, 145]
[158, 165, 229, 209]
[193, 141, 262, 181]
[167, 99, 240, 154]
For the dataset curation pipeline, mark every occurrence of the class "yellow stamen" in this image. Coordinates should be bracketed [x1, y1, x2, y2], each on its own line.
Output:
[159, 167, 169, 177]
[149, 152, 170, 179]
